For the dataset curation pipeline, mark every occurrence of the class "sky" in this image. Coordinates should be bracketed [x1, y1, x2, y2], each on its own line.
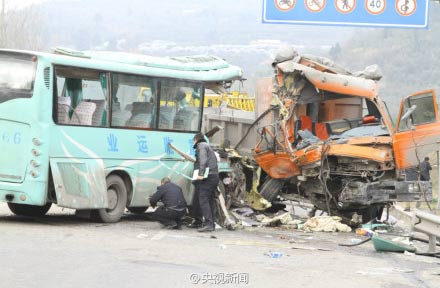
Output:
[3, 0, 73, 10]
[3, 0, 45, 10]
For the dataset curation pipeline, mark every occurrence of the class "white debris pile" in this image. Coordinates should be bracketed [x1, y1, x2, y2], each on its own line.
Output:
[302, 216, 352, 233]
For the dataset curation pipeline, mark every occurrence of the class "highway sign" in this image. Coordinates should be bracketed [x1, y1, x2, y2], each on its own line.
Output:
[262, 0, 429, 28]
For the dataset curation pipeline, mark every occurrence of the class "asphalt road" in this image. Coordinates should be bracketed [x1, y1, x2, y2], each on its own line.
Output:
[0, 205, 439, 288]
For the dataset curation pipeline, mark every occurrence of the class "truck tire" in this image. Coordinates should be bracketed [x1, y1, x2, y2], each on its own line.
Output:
[259, 178, 284, 202]
[92, 175, 127, 223]
[7, 202, 52, 217]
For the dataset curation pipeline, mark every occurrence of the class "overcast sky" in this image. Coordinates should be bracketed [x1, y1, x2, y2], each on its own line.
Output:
[4, 0, 73, 10]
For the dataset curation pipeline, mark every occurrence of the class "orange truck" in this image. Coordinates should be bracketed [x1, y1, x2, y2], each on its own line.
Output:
[253, 48, 437, 224]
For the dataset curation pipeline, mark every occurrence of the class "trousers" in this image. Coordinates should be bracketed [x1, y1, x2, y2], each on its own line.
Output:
[192, 174, 219, 228]
[150, 206, 186, 227]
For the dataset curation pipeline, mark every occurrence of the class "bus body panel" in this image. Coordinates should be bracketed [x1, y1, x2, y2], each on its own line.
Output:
[0, 119, 31, 183]
[48, 125, 196, 209]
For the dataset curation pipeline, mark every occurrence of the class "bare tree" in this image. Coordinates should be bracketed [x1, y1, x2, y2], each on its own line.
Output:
[0, 0, 44, 50]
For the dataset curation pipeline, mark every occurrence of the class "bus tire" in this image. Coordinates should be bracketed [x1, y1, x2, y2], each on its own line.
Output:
[7, 202, 52, 217]
[259, 178, 284, 202]
[127, 207, 148, 214]
[92, 175, 127, 223]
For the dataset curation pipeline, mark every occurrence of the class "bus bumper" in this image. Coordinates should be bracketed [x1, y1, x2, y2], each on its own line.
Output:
[0, 181, 48, 206]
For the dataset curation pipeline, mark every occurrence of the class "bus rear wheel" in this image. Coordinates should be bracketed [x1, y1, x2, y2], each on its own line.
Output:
[7, 202, 52, 217]
[92, 175, 127, 223]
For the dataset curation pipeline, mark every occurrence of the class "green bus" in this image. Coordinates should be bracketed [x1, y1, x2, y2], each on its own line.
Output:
[0, 48, 242, 222]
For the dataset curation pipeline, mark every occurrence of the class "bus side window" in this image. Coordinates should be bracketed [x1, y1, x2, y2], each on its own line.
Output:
[57, 96, 72, 124]
[111, 73, 157, 129]
[126, 102, 153, 128]
[70, 102, 97, 126]
[158, 80, 202, 132]
[54, 66, 109, 127]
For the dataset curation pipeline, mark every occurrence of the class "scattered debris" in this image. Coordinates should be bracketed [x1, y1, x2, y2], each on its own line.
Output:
[291, 245, 333, 252]
[355, 228, 374, 237]
[232, 207, 254, 217]
[372, 235, 416, 253]
[136, 233, 149, 239]
[267, 251, 283, 258]
[255, 212, 293, 226]
[393, 268, 415, 273]
[339, 238, 372, 247]
[302, 216, 352, 232]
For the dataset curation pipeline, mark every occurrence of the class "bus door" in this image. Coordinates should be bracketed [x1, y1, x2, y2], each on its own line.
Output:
[49, 147, 108, 209]
[51, 66, 109, 209]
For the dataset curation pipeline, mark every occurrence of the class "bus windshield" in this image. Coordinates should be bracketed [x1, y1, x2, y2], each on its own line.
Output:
[0, 53, 35, 103]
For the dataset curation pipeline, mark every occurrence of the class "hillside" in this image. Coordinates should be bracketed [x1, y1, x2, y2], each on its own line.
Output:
[332, 2, 440, 117]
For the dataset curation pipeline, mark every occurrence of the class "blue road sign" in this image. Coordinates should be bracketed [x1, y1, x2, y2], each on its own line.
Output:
[263, 0, 429, 28]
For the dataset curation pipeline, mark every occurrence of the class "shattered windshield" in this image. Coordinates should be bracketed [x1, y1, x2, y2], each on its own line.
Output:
[338, 125, 390, 138]
[0, 53, 36, 103]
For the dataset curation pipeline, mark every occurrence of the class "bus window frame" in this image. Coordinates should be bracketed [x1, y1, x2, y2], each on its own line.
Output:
[52, 64, 205, 133]
[53, 65, 110, 128]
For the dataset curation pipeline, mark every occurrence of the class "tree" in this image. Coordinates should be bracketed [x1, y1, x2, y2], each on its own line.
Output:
[0, 0, 44, 50]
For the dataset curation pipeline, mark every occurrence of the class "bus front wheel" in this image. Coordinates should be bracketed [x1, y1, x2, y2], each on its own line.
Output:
[92, 175, 127, 223]
[7, 202, 52, 217]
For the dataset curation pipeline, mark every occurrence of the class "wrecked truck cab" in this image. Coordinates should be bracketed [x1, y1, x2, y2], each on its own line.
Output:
[253, 50, 434, 224]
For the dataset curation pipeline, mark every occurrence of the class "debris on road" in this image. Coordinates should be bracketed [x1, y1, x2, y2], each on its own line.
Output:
[302, 216, 352, 233]
[372, 235, 416, 253]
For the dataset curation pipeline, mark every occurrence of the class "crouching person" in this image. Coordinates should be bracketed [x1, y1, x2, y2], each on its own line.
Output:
[149, 177, 187, 229]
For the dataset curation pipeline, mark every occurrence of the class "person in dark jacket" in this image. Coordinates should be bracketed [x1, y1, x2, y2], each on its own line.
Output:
[188, 133, 219, 232]
[149, 177, 187, 229]
[419, 156, 432, 181]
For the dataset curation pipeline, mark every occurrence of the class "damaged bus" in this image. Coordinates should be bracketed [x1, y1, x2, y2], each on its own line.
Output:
[254, 48, 436, 224]
[0, 48, 242, 222]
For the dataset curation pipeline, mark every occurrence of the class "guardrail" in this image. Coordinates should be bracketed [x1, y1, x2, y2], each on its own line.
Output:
[412, 210, 440, 253]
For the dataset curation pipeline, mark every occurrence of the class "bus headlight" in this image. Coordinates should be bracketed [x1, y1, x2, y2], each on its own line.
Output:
[408, 184, 414, 193]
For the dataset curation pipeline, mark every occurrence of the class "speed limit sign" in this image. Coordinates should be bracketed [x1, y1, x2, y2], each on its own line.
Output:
[365, 0, 386, 14]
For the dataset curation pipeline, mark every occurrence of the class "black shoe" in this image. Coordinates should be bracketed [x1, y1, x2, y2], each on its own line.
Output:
[197, 225, 215, 232]
[187, 222, 203, 229]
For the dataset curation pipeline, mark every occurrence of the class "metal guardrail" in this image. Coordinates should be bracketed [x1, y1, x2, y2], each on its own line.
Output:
[412, 210, 440, 253]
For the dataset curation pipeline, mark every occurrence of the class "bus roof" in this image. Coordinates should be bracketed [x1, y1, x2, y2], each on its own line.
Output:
[0, 48, 243, 83]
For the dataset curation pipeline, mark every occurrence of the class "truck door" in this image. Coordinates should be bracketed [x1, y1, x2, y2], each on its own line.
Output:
[393, 90, 440, 170]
